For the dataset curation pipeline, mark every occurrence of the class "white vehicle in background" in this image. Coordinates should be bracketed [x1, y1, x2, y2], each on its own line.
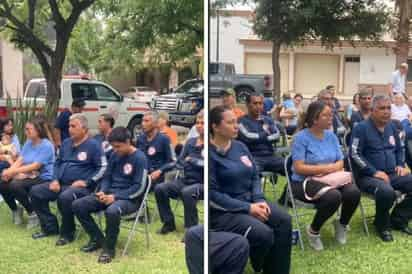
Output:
[4, 75, 151, 138]
[123, 86, 158, 104]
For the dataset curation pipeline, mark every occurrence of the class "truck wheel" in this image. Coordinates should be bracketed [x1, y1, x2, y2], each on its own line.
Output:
[127, 116, 142, 141]
[236, 87, 253, 103]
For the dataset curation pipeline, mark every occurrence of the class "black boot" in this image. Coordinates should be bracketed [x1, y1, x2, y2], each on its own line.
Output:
[156, 222, 176, 235]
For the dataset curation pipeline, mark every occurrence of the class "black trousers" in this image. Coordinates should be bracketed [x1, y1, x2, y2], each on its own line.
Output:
[358, 174, 412, 231]
[0, 177, 42, 214]
[184, 225, 249, 274]
[29, 182, 90, 237]
[291, 181, 360, 232]
[210, 203, 291, 274]
[72, 195, 138, 251]
[154, 179, 203, 228]
[254, 155, 285, 176]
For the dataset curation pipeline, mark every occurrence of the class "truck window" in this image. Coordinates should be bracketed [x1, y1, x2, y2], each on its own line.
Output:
[26, 81, 47, 98]
[225, 65, 234, 75]
[71, 83, 97, 101]
[93, 84, 120, 101]
[209, 63, 219, 75]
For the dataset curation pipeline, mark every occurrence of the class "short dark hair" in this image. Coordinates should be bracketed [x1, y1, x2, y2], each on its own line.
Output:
[108, 126, 131, 143]
[209, 106, 230, 136]
[294, 93, 303, 100]
[72, 99, 86, 108]
[0, 118, 13, 135]
[100, 113, 115, 128]
[245, 92, 263, 104]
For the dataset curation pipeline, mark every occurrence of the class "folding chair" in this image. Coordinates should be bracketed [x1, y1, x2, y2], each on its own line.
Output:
[91, 176, 152, 256]
[283, 154, 315, 250]
[260, 171, 277, 201]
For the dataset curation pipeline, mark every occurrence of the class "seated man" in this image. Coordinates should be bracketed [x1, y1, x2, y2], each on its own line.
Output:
[155, 110, 204, 235]
[237, 92, 285, 176]
[30, 113, 107, 245]
[351, 95, 412, 242]
[185, 225, 249, 274]
[73, 127, 148, 263]
[350, 89, 372, 130]
[136, 111, 175, 185]
[318, 89, 346, 137]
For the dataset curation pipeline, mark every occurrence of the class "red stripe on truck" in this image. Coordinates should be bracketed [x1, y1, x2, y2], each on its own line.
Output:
[127, 107, 150, 111]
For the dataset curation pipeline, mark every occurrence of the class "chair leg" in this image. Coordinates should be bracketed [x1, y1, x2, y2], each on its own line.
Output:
[358, 200, 369, 237]
[122, 206, 144, 257]
[144, 203, 150, 249]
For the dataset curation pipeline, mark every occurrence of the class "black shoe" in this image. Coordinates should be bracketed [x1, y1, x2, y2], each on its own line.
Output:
[98, 249, 115, 264]
[56, 237, 74, 246]
[156, 223, 176, 235]
[81, 240, 103, 253]
[377, 230, 394, 242]
[32, 231, 58, 240]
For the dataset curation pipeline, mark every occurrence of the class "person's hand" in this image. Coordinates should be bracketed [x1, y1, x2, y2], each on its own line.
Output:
[150, 170, 162, 181]
[2, 168, 15, 179]
[185, 156, 192, 162]
[49, 180, 61, 193]
[71, 180, 87, 188]
[250, 203, 269, 222]
[374, 171, 390, 183]
[395, 166, 410, 177]
[102, 194, 115, 205]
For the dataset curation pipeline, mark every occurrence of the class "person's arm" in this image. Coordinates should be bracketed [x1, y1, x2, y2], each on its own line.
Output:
[350, 125, 378, 176]
[394, 125, 405, 167]
[84, 145, 108, 187]
[53, 112, 67, 147]
[115, 155, 148, 200]
[279, 107, 295, 119]
[158, 137, 176, 173]
[8, 143, 54, 176]
[209, 156, 251, 213]
[238, 120, 269, 145]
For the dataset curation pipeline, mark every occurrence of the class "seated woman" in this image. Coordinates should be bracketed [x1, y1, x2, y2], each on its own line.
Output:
[209, 106, 291, 274]
[0, 116, 55, 228]
[291, 101, 361, 250]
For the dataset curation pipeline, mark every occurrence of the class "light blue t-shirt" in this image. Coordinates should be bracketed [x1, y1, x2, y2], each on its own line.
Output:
[12, 134, 21, 154]
[291, 128, 343, 182]
[21, 139, 55, 181]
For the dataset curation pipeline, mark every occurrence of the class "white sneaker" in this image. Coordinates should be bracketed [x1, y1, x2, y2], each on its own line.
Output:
[334, 219, 347, 245]
[26, 213, 39, 229]
[12, 206, 23, 225]
[306, 226, 324, 251]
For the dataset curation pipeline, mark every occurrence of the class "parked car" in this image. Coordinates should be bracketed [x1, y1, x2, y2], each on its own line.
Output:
[123, 86, 158, 104]
[151, 79, 203, 128]
[209, 62, 273, 102]
[2, 76, 150, 138]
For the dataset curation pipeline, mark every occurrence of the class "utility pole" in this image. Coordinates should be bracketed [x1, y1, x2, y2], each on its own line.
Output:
[216, 9, 220, 62]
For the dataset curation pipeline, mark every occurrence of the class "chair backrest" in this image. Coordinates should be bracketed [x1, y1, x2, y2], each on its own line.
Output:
[284, 154, 294, 184]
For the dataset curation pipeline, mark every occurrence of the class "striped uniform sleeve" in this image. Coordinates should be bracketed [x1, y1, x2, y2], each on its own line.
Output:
[86, 144, 108, 187]
[237, 119, 268, 145]
[350, 124, 377, 176]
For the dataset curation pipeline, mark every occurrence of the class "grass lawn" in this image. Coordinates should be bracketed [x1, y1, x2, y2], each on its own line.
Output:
[243, 178, 412, 274]
[0, 195, 197, 274]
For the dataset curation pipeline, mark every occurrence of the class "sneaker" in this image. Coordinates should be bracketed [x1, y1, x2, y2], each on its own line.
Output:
[26, 213, 39, 229]
[334, 219, 347, 245]
[12, 207, 23, 225]
[306, 226, 323, 251]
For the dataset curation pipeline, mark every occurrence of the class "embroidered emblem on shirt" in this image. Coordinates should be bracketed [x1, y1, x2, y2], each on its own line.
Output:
[240, 155, 252, 167]
[123, 163, 133, 175]
[78, 152, 87, 161]
[148, 146, 156, 156]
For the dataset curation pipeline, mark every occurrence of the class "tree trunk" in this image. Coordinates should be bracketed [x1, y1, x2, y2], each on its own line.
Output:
[272, 40, 281, 103]
[395, 0, 410, 67]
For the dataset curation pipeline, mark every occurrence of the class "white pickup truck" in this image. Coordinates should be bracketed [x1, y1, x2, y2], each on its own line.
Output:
[0, 76, 150, 137]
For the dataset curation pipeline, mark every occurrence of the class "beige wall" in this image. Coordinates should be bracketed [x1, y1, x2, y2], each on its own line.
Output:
[1, 40, 23, 98]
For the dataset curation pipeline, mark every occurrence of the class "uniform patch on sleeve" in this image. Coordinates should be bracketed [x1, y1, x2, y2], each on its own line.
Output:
[77, 152, 88, 161]
[240, 155, 252, 167]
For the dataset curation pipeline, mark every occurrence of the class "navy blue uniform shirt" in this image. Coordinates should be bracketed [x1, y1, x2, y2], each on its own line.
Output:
[55, 109, 72, 142]
[351, 118, 403, 176]
[210, 140, 264, 214]
[237, 115, 280, 157]
[94, 133, 113, 159]
[136, 132, 175, 173]
[100, 149, 148, 201]
[54, 137, 107, 188]
[177, 137, 204, 185]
